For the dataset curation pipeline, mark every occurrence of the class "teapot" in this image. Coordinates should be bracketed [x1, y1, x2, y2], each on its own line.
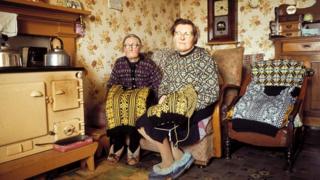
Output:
[44, 37, 70, 66]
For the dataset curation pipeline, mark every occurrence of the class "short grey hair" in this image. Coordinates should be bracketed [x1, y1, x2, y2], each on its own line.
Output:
[122, 34, 142, 46]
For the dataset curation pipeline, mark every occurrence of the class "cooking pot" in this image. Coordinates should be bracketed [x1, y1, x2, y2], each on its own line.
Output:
[0, 45, 22, 67]
[44, 37, 70, 66]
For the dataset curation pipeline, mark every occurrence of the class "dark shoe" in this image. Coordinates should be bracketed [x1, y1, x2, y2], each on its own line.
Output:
[171, 152, 194, 179]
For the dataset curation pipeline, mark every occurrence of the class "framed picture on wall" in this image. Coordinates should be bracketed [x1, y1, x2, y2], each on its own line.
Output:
[207, 0, 238, 44]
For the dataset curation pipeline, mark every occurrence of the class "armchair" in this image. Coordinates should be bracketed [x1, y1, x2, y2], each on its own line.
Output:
[140, 47, 244, 166]
[224, 59, 313, 171]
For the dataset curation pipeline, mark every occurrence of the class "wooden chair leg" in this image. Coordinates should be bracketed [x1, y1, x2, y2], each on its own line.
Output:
[194, 160, 208, 167]
[225, 136, 231, 160]
[286, 146, 293, 172]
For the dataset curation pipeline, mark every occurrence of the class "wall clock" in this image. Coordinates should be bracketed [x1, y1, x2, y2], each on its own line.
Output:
[286, 5, 297, 15]
[208, 0, 238, 44]
[214, 0, 228, 16]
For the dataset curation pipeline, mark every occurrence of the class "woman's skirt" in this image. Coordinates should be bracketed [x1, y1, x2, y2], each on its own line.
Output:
[136, 103, 215, 147]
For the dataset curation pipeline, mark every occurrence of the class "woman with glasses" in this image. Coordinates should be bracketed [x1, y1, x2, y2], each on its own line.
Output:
[105, 34, 162, 165]
[136, 19, 220, 179]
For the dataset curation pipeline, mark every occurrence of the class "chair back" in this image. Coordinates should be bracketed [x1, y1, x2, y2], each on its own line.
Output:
[213, 47, 244, 86]
[213, 47, 244, 106]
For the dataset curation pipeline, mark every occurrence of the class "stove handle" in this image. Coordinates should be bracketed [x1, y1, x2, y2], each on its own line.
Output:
[55, 90, 65, 95]
[48, 131, 56, 135]
[64, 125, 76, 136]
[30, 90, 43, 97]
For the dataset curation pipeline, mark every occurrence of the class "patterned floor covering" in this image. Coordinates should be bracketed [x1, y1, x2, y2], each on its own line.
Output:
[177, 127, 320, 180]
[55, 160, 148, 180]
[52, 128, 319, 180]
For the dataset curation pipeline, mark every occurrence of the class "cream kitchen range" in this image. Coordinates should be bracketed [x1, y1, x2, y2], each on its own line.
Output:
[0, 68, 85, 163]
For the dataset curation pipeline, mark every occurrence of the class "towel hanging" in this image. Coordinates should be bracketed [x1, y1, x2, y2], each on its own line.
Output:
[0, 11, 18, 37]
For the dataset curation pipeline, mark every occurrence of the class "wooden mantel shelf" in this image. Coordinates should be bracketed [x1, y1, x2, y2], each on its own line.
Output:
[0, 0, 91, 23]
[2, 0, 91, 15]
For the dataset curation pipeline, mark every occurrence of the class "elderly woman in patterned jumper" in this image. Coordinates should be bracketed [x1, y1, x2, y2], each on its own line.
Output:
[136, 19, 220, 179]
[106, 34, 162, 165]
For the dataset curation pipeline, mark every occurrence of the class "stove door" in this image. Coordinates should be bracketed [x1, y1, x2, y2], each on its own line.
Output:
[52, 79, 80, 111]
[53, 118, 83, 141]
[0, 82, 47, 146]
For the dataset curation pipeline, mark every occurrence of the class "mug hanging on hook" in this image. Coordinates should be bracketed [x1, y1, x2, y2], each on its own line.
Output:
[76, 16, 86, 37]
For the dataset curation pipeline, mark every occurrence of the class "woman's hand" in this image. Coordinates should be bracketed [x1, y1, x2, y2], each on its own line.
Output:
[159, 95, 167, 104]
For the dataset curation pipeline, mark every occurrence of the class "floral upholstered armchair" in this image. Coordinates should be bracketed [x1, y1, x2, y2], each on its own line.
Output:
[140, 47, 244, 166]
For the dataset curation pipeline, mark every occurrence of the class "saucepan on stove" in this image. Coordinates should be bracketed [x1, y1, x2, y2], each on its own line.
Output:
[44, 37, 70, 66]
[0, 44, 22, 67]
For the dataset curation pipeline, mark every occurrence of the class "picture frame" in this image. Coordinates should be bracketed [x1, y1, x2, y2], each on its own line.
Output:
[207, 0, 238, 44]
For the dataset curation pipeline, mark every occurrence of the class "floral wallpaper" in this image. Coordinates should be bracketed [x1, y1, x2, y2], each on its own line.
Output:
[75, 0, 315, 125]
[179, 0, 315, 56]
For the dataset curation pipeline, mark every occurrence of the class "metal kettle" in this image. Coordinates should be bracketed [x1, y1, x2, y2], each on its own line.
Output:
[44, 37, 70, 66]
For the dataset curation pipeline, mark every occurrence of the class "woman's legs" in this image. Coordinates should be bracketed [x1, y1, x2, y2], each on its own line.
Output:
[138, 128, 174, 168]
[171, 143, 184, 161]
[107, 132, 125, 163]
[138, 127, 194, 179]
[128, 128, 141, 153]
[110, 132, 125, 152]
[158, 138, 174, 168]
[127, 128, 141, 165]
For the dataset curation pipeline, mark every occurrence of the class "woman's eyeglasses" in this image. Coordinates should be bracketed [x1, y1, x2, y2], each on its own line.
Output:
[174, 31, 193, 38]
[124, 44, 141, 49]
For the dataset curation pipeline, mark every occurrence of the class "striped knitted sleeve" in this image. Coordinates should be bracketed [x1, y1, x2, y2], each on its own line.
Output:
[106, 58, 121, 90]
[148, 60, 162, 98]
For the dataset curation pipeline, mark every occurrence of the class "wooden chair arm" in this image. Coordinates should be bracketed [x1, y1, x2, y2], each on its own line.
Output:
[291, 69, 313, 123]
[220, 83, 241, 110]
[288, 99, 302, 123]
[306, 68, 314, 77]
[288, 69, 312, 123]
[225, 95, 242, 113]
[220, 83, 241, 93]
[298, 77, 309, 101]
